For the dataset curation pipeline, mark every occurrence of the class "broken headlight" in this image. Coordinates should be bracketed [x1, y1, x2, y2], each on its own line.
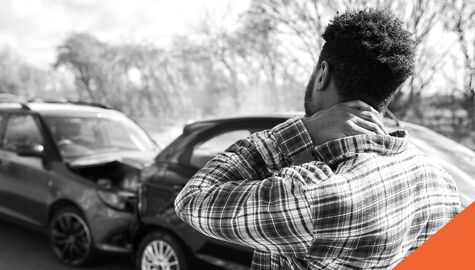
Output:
[97, 189, 135, 211]
[120, 172, 140, 192]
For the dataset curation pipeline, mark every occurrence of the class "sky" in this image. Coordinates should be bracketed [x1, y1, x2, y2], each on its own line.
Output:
[0, 0, 250, 68]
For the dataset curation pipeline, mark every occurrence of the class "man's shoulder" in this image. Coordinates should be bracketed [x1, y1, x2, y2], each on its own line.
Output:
[402, 143, 459, 197]
[405, 143, 453, 177]
[336, 142, 456, 186]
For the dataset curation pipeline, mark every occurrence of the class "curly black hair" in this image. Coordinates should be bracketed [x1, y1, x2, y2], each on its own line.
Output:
[319, 9, 415, 111]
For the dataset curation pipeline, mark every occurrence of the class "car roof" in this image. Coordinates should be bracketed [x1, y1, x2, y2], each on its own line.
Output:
[0, 102, 120, 117]
[184, 111, 408, 130]
[183, 112, 304, 133]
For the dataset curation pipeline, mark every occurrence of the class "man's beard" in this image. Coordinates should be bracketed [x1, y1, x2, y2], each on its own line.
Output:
[304, 72, 317, 117]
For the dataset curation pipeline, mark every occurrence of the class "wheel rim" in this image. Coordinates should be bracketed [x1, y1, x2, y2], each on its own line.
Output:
[50, 212, 91, 265]
[141, 240, 180, 270]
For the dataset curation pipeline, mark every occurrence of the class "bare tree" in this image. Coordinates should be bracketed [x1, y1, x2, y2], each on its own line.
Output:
[0, 47, 51, 97]
[55, 33, 107, 102]
[246, 0, 329, 65]
[446, 0, 475, 129]
[246, 0, 453, 120]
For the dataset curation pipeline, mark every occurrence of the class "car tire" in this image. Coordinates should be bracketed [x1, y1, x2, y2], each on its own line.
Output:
[49, 206, 95, 266]
[136, 230, 188, 270]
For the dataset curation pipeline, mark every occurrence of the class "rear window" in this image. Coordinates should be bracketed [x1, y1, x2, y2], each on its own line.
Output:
[190, 129, 251, 168]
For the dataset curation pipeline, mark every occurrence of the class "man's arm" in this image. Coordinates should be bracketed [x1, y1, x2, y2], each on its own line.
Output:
[175, 101, 385, 256]
[215, 117, 314, 180]
[175, 117, 317, 256]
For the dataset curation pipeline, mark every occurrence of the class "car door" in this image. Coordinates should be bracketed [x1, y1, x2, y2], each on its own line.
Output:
[182, 127, 264, 265]
[0, 113, 51, 226]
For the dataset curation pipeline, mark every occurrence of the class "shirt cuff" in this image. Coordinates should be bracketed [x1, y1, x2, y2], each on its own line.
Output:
[272, 116, 314, 161]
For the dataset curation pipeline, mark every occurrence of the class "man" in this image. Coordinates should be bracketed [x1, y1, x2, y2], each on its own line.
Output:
[175, 9, 461, 269]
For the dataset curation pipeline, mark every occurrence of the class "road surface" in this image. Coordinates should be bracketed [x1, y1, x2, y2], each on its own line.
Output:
[0, 218, 132, 270]
[0, 218, 221, 270]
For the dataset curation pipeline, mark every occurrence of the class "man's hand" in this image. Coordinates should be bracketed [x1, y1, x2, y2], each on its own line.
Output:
[302, 100, 387, 146]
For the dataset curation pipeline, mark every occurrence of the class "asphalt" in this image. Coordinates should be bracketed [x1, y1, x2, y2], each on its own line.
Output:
[0, 218, 132, 270]
[0, 218, 221, 270]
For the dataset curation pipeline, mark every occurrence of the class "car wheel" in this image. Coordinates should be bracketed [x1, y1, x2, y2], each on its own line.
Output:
[49, 206, 95, 266]
[136, 230, 188, 270]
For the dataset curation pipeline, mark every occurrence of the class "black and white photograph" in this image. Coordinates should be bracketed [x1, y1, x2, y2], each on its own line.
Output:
[0, 0, 474, 269]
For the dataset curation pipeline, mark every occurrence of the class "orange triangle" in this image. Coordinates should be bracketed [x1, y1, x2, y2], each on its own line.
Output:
[394, 202, 475, 269]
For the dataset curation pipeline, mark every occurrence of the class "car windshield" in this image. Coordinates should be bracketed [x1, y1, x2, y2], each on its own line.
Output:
[44, 114, 158, 159]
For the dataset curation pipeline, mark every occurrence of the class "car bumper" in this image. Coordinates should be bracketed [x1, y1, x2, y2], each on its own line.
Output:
[85, 201, 136, 253]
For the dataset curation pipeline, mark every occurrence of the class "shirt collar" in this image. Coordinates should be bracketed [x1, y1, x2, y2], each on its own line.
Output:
[312, 130, 408, 165]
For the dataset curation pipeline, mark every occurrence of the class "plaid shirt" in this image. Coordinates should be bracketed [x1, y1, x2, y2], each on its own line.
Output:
[175, 117, 461, 269]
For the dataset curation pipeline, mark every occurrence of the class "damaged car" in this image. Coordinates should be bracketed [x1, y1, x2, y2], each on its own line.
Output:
[0, 100, 159, 266]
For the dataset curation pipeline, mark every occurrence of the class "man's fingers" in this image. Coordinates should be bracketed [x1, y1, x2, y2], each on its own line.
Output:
[351, 116, 386, 135]
[353, 110, 387, 134]
[341, 107, 386, 134]
[340, 100, 379, 115]
[347, 121, 378, 136]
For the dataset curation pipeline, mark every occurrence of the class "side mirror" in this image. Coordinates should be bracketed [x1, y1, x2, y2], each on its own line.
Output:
[16, 144, 45, 158]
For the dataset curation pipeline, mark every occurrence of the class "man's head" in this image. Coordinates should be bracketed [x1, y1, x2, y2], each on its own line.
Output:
[304, 9, 415, 116]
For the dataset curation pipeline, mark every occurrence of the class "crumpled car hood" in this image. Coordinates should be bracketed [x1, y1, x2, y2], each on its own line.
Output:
[67, 150, 157, 169]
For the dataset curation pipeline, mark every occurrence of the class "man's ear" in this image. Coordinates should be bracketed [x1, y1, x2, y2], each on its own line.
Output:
[316, 60, 331, 91]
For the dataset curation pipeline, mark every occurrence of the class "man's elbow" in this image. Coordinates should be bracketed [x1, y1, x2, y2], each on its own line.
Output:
[174, 189, 189, 222]
[174, 179, 216, 226]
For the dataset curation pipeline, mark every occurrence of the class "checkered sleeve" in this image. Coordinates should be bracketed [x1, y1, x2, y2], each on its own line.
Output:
[174, 117, 315, 256]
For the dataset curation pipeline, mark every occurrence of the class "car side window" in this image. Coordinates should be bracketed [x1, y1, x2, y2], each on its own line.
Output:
[190, 129, 251, 168]
[3, 114, 44, 153]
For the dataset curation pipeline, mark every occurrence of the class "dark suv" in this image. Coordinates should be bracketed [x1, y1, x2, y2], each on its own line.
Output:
[0, 100, 159, 266]
[134, 114, 475, 270]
